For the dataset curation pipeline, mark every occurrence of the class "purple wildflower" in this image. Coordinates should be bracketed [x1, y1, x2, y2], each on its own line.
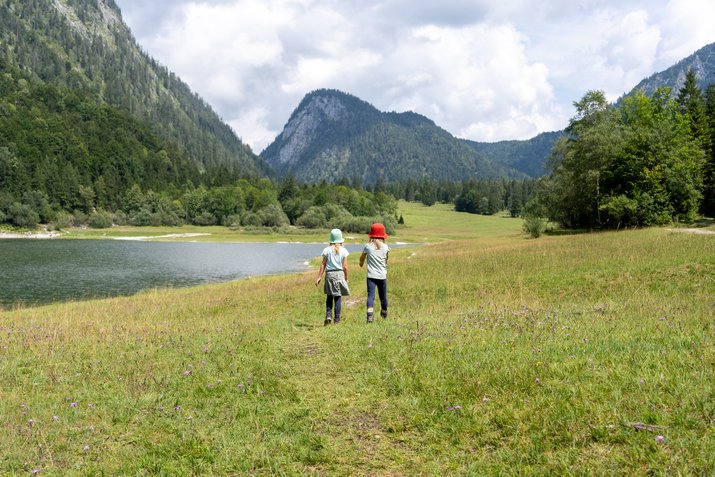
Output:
[70, 402, 78, 408]
[656, 435, 664, 443]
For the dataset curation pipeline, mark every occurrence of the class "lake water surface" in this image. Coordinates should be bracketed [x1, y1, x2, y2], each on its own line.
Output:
[0, 240, 365, 308]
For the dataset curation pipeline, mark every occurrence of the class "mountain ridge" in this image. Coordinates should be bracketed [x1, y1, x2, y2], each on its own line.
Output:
[626, 42, 715, 98]
[261, 88, 524, 185]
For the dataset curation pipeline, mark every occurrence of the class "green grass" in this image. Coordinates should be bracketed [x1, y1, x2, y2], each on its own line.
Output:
[40, 200, 524, 245]
[1, 206, 713, 475]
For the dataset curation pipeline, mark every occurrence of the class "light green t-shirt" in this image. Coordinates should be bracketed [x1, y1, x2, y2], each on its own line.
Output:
[363, 242, 389, 279]
[322, 245, 349, 271]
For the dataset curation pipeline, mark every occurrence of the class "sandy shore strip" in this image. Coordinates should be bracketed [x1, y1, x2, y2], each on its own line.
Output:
[668, 228, 715, 235]
[113, 233, 212, 241]
[0, 231, 64, 239]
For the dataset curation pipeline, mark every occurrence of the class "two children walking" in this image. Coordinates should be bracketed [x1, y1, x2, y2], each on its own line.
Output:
[315, 223, 390, 325]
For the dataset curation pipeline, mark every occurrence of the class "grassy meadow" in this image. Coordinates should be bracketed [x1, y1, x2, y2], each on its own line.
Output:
[1, 202, 713, 475]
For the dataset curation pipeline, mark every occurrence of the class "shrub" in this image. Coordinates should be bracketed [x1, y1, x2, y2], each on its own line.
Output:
[223, 214, 241, 227]
[151, 210, 182, 226]
[296, 204, 350, 229]
[192, 211, 218, 226]
[336, 216, 374, 234]
[71, 210, 89, 227]
[523, 216, 546, 238]
[128, 208, 152, 226]
[49, 210, 73, 230]
[8, 202, 39, 228]
[241, 211, 263, 227]
[600, 195, 639, 229]
[88, 210, 113, 229]
[112, 210, 128, 226]
[296, 207, 327, 228]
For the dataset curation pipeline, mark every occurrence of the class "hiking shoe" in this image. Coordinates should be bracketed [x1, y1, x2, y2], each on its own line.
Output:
[334, 316, 341, 324]
[366, 314, 374, 323]
[380, 309, 388, 319]
[324, 318, 332, 326]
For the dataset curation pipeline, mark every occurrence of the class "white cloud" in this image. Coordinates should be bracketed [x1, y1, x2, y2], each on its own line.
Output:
[369, 23, 562, 141]
[227, 107, 275, 151]
[115, 0, 715, 151]
[591, 9, 661, 101]
[658, 0, 715, 63]
[145, 1, 291, 104]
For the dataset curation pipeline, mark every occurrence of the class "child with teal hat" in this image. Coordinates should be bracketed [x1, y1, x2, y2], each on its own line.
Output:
[315, 228, 350, 325]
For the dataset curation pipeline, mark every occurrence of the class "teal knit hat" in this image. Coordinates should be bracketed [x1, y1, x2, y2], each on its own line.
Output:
[329, 228, 344, 243]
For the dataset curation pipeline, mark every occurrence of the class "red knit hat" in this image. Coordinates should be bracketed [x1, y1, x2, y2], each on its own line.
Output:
[368, 223, 388, 239]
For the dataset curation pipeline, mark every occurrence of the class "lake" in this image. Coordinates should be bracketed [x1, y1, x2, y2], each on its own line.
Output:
[0, 239, 367, 308]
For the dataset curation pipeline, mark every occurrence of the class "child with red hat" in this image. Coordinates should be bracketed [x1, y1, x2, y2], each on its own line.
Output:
[359, 223, 390, 323]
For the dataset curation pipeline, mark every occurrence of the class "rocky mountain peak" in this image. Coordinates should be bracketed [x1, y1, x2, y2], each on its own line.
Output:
[275, 90, 351, 165]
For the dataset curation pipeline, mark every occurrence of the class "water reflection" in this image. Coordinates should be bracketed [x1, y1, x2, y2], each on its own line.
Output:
[0, 240, 367, 307]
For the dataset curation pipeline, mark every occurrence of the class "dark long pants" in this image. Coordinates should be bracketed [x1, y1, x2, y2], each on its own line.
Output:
[326, 295, 342, 321]
[366, 278, 388, 314]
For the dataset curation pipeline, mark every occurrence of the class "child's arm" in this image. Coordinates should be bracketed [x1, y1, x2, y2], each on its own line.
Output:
[315, 257, 327, 286]
[359, 252, 366, 267]
[342, 257, 349, 281]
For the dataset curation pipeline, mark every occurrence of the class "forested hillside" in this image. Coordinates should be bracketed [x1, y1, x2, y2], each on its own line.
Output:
[261, 89, 523, 185]
[463, 131, 561, 177]
[0, 62, 204, 223]
[0, 0, 268, 175]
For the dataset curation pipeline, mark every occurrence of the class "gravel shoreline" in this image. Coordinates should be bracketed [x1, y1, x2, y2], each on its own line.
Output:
[0, 231, 64, 239]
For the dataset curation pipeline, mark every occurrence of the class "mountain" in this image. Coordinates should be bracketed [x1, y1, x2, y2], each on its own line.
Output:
[626, 42, 715, 97]
[260, 89, 524, 185]
[462, 131, 561, 177]
[0, 0, 268, 176]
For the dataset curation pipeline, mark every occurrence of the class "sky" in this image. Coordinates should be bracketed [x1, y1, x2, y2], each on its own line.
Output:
[113, 0, 715, 153]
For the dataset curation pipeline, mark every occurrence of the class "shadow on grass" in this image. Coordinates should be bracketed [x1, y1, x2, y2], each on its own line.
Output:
[543, 217, 714, 236]
[692, 218, 714, 228]
[544, 228, 590, 236]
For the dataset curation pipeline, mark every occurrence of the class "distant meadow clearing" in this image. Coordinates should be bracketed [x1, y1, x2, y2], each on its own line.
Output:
[1, 202, 713, 475]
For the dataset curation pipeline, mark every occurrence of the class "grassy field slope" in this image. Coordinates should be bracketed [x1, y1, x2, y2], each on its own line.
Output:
[1, 204, 713, 475]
